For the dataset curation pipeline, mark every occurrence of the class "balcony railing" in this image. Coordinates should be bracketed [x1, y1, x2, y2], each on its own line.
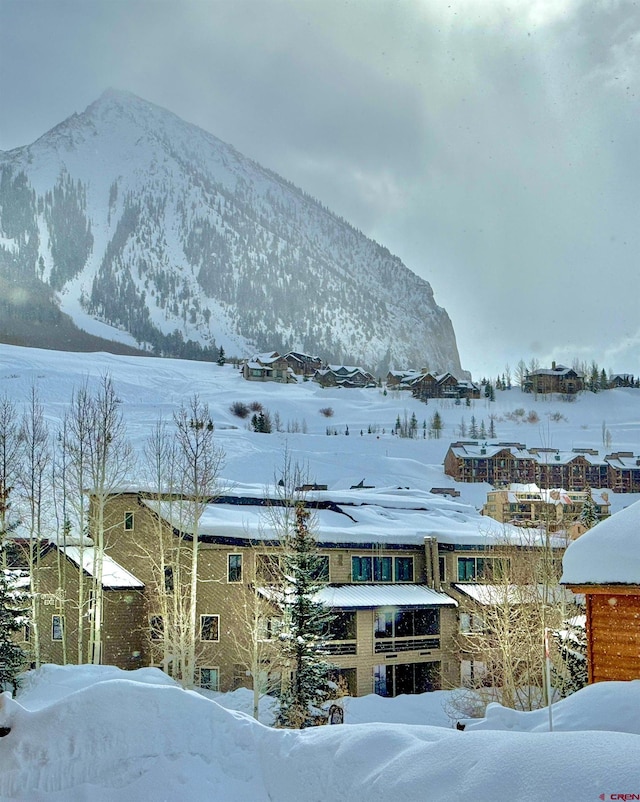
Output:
[324, 640, 357, 656]
[374, 636, 440, 654]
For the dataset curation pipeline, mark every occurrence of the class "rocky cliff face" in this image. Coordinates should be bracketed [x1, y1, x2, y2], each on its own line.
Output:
[0, 89, 465, 375]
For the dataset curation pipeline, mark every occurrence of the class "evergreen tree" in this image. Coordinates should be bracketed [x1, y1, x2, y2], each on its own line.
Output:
[479, 419, 487, 438]
[277, 504, 335, 728]
[488, 414, 497, 439]
[217, 346, 226, 366]
[0, 537, 27, 692]
[430, 411, 443, 439]
[552, 621, 587, 697]
[579, 491, 598, 530]
[469, 415, 478, 439]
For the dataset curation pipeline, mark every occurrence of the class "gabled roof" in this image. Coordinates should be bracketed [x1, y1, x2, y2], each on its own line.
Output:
[62, 547, 144, 589]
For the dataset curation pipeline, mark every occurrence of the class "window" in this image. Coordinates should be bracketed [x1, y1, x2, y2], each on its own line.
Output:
[23, 623, 31, 642]
[199, 667, 219, 691]
[310, 555, 330, 582]
[328, 610, 357, 641]
[256, 554, 282, 583]
[375, 608, 439, 639]
[228, 554, 243, 583]
[51, 615, 64, 641]
[352, 555, 413, 582]
[352, 556, 372, 582]
[150, 615, 164, 640]
[374, 556, 392, 582]
[438, 556, 446, 583]
[395, 556, 414, 582]
[459, 612, 484, 633]
[124, 511, 134, 531]
[375, 661, 441, 697]
[200, 614, 220, 642]
[457, 556, 510, 582]
[164, 566, 174, 592]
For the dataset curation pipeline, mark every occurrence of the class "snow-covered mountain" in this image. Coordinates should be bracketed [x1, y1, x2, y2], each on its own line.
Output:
[0, 89, 464, 374]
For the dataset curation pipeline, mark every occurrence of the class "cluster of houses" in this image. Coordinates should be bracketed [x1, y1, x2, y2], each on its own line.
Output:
[386, 369, 480, 401]
[445, 441, 640, 493]
[242, 351, 376, 388]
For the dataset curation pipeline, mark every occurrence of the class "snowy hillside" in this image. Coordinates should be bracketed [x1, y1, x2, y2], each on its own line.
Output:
[0, 342, 638, 518]
[0, 90, 463, 374]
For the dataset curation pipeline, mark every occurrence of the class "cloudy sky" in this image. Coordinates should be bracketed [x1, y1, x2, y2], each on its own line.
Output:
[1, 0, 639, 377]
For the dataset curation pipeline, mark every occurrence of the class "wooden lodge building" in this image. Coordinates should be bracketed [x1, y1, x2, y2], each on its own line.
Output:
[444, 441, 640, 493]
[16, 488, 570, 698]
[562, 500, 640, 683]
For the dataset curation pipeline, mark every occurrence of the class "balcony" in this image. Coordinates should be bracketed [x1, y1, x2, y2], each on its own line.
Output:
[374, 637, 440, 654]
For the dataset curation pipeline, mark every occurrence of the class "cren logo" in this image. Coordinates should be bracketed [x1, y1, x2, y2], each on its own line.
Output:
[601, 795, 640, 801]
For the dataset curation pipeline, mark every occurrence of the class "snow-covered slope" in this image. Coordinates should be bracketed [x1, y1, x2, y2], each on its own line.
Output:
[0, 89, 463, 374]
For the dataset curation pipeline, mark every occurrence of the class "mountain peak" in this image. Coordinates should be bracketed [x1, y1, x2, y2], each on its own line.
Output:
[0, 92, 464, 375]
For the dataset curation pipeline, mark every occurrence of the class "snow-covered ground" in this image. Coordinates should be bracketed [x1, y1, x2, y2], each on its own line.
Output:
[1, 664, 639, 801]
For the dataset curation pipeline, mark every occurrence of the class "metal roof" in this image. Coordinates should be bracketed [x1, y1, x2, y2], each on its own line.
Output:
[315, 583, 457, 608]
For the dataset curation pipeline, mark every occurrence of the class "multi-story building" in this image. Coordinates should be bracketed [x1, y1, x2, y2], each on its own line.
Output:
[482, 484, 610, 534]
[445, 441, 640, 492]
[21, 487, 573, 698]
[523, 363, 584, 395]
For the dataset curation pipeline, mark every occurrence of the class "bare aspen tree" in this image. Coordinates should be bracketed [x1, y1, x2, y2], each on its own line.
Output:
[61, 382, 93, 664]
[64, 376, 133, 665]
[17, 386, 51, 668]
[224, 540, 285, 719]
[453, 529, 572, 714]
[173, 395, 224, 688]
[85, 375, 134, 665]
[0, 395, 22, 568]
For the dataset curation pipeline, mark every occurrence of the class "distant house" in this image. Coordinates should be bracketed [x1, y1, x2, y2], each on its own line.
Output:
[242, 352, 294, 383]
[282, 351, 323, 378]
[386, 370, 421, 390]
[562, 500, 640, 682]
[608, 374, 636, 389]
[524, 363, 584, 395]
[313, 365, 377, 389]
[409, 371, 480, 401]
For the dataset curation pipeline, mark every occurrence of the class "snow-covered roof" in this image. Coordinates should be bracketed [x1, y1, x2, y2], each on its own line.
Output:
[454, 583, 578, 605]
[561, 499, 640, 586]
[315, 583, 457, 608]
[62, 547, 144, 589]
[141, 490, 565, 549]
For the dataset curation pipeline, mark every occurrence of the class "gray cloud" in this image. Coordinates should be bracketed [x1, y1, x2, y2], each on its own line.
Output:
[1, 0, 639, 377]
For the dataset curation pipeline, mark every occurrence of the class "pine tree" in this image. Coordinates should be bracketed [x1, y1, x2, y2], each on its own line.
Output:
[552, 621, 587, 697]
[217, 346, 226, 367]
[0, 539, 27, 691]
[579, 491, 598, 530]
[277, 504, 335, 728]
[430, 411, 443, 439]
[469, 415, 478, 439]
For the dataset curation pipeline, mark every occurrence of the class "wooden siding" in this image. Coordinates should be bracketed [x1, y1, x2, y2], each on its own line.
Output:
[586, 591, 640, 683]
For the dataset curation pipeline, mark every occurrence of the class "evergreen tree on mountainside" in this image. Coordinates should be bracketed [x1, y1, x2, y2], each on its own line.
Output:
[277, 504, 335, 729]
[579, 491, 598, 531]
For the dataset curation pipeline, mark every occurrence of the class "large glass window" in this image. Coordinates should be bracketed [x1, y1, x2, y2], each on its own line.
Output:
[352, 555, 414, 582]
[328, 610, 357, 640]
[457, 556, 510, 582]
[375, 608, 439, 639]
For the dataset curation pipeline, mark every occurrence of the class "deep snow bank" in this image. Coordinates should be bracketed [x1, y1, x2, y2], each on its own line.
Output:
[0, 666, 638, 801]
